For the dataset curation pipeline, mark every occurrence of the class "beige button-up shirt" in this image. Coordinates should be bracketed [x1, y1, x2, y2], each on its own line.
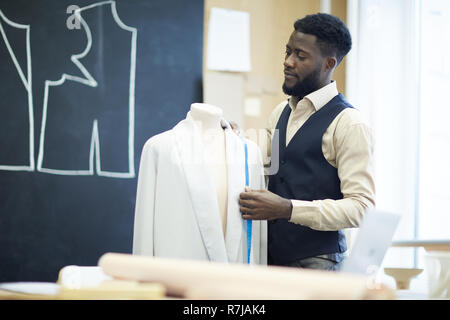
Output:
[267, 81, 376, 231]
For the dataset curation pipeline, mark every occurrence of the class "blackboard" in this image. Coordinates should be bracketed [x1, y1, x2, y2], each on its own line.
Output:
[0, 0, 204, 282]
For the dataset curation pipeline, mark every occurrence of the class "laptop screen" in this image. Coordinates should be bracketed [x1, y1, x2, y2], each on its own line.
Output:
[341, 210, 401, 275]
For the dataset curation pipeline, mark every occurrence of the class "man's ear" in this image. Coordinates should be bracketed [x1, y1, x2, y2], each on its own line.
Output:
[324, 56, 337, 72]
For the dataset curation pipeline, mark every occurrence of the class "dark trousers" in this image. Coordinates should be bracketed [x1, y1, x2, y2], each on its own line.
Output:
[275, 255, 344, 271]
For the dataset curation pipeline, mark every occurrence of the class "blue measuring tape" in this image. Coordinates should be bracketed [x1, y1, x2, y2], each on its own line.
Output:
[241, 138, 251, 264]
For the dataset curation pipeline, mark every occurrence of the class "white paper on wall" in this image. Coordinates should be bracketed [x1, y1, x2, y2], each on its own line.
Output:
[206, 7, 251, 72]
[244, 97, 261, 117]
[203, 71, 244, 126]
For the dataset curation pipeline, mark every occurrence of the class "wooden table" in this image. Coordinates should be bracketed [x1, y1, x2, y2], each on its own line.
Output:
[391, 240, 450, 252]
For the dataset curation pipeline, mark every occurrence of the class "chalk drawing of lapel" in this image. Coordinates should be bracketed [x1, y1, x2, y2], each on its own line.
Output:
[0, 9, 34, 171]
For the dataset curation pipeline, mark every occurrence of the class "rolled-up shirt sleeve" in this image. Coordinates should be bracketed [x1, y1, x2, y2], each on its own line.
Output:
[288, 113, 376, 231]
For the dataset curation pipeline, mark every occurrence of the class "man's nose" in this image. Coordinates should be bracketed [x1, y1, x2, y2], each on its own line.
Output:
[284, 53, 295, 69]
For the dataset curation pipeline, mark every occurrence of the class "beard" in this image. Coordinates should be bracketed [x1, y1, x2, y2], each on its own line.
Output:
[282, 66, 321, 99]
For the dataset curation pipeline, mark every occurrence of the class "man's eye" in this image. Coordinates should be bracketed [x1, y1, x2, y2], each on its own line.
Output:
[298, 55, 306, 60]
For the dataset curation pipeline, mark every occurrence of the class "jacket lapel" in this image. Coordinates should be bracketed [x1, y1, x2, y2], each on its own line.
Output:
[222, 120, 246, 263]
[173, 113, 228, 263]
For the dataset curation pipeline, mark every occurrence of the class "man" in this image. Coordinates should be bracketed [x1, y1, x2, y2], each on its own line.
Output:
[239, 13, 375, 271]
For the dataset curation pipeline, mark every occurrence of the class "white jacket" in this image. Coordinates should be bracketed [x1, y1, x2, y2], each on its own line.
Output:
[133, 112, 267, 265]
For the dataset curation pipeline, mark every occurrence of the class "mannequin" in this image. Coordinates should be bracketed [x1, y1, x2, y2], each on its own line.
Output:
[132, 103, 267, 264]
[190, 103, 228, 236]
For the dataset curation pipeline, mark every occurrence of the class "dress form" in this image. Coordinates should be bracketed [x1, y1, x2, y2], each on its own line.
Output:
[190, 103, 228, 237]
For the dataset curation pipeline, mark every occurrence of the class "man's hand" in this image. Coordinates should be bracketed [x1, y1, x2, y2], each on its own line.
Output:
[239, 187, 293, 221]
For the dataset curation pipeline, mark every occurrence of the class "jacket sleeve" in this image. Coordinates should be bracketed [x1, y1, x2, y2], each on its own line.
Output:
[132, 140, 157, 256]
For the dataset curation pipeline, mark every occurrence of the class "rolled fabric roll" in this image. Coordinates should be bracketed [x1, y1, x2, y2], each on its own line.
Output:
[98, 253, 392, 299]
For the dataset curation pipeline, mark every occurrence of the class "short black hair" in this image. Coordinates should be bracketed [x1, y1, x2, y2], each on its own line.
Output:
[294, 13, 352, 64]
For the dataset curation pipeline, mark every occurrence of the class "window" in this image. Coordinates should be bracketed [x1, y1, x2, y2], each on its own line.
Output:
[346, 0, 450, 292]
[418, 0, 450, 240]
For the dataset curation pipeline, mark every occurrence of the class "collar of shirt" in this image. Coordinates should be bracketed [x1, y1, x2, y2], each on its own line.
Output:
[288, 81, 338, 112]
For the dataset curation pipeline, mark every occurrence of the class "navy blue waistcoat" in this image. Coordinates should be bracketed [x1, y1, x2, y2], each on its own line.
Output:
[268, 93, 352, 265]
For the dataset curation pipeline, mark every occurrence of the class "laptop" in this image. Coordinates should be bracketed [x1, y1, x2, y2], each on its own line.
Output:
[341, 209, 401, 275]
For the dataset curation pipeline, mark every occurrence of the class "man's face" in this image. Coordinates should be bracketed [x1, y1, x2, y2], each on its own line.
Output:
[282, 31, 324, 98]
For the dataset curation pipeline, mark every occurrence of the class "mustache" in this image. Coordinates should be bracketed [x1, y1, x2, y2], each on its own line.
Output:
[284, 69, 297, 77]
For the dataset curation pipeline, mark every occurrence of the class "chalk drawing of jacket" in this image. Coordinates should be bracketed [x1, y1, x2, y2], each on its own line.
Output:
[37, 1, 137, 178]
